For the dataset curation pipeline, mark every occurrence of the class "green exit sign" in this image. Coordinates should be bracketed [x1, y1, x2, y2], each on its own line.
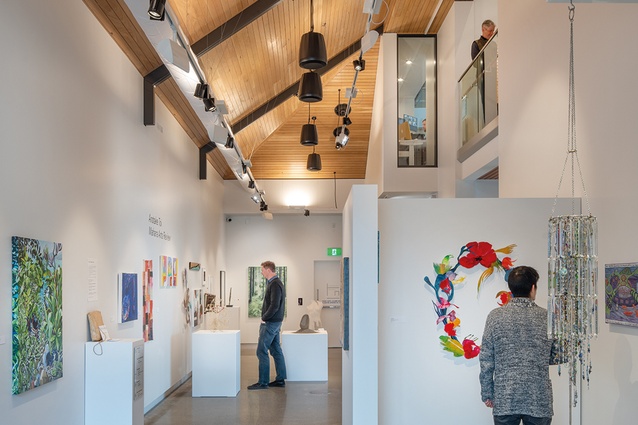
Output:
[327, 248, 342, 256]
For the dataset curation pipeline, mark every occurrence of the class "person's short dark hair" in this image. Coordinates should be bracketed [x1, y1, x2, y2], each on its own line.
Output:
[507, 266, 539, 297]
[261, 261, 276, 272]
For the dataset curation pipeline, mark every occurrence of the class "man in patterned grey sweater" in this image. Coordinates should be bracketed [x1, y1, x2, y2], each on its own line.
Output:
[479, 266, 560, 425]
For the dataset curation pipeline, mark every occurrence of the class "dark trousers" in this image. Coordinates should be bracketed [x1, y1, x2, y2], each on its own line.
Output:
[494, 415, 552, 425]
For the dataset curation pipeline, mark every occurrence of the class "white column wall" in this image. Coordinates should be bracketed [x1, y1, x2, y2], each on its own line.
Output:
[498, 2, 638, 424]
[341, 185, 378, 425]
[1, 1, 226, 423]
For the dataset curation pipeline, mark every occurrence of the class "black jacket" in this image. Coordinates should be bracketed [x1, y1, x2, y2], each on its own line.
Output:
[261, 276, 285, 322]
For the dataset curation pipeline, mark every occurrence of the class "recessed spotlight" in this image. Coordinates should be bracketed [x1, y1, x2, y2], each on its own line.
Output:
[398, 78, 404, 82]
[405, 60, 413, 65]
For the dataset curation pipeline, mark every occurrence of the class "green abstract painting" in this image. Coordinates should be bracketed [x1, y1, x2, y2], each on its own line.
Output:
[12, 236, 63, 394]
[248, 266, 287, 318]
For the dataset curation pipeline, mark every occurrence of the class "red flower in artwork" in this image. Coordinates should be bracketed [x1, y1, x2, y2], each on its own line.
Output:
[462, 338, 481, 359]
[501, 257, 514, 270]
[458, 242, 497, 269]
[496, 291, 512, 306]
[440, 278, 452, 294]
[444, 322, 457, 337]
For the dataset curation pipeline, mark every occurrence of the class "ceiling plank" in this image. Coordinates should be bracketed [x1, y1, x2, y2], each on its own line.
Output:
[191, 0, 282, 57]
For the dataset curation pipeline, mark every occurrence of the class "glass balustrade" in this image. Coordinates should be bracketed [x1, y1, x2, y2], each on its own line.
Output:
[460, 32, 498, 146]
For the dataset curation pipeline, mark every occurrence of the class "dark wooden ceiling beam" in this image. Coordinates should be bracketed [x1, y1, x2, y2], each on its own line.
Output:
[231, 25, 384, 135]
[191, 0, 282, 57]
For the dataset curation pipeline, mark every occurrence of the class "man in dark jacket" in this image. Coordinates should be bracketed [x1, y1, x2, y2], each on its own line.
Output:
[471, 19, 495, 60]
[248, 261, 287, 390]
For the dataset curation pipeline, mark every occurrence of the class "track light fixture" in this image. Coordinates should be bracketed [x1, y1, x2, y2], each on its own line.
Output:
[304, 209, 310, 217]
[343, 116, 352, 126]
[203, 96, 216, 112]
[334, 126, 350, 150]
[225, 134, 234, 149]
[299, 0, 327, 70]
[307, 146, 322, 171]
[251, 193, 260, 204]
[194, 83, 209, 99]
[248, 180, 255, 189]
[259, 201, 268, 212]
[148, 0, 166, 21]
[353, 59, 366, 72]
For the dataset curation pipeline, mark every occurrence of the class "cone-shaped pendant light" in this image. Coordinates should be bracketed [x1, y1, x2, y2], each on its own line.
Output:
[300, 107, 319, 146]
[298, 71, 322, 102]
[299, 0, 327, 70]
[307, 147, 322, 171]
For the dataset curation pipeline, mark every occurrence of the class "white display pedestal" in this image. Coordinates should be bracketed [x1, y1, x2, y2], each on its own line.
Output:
[85, 339, 144, 425]
[204, 306, 240, 330]
[192, 330, 240, 397]
[281, 330, 328, 381]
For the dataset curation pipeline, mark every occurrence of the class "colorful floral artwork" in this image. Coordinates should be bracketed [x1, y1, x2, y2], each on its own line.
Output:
[605, 263, 638, 327]
[424, 241, 515, 360]
[11, 236, 63, 394]
[143, 260, 153, 341]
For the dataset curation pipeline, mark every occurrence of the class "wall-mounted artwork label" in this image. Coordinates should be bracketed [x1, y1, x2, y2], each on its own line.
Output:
[11, 236, 63, 394]
[327, 248, 342, 256]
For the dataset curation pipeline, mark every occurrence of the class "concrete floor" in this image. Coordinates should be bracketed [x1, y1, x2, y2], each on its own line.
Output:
[145, 344, 342, 425]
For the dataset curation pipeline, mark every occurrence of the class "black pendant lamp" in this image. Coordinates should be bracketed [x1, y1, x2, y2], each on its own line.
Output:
[298, 71, 322, 102]
[299, 0, 327, 70]
[300, 107, 319, 146]
[307, 147, 322, 171]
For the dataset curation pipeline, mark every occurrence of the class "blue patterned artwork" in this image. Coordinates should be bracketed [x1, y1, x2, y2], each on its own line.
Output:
[12, 236, 63, 394]
[119, 273, 138, 323]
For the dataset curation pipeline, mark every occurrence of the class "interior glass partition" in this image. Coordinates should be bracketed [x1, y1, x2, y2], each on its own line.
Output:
[459, 31, 498, 146]
[397, 35, 437, 167]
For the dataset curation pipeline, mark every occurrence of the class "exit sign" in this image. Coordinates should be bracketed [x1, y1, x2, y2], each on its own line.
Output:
[327, 248, 342, 256]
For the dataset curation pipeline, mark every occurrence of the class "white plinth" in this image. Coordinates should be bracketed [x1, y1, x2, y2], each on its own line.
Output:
[281, 330, 328, 381]
[192, 330, 240, 397]
[85, 339, 144, 425]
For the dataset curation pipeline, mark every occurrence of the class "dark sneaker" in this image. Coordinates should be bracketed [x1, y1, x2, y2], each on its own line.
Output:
[247, 383, 268, 390]
[268, 379, 285, 387]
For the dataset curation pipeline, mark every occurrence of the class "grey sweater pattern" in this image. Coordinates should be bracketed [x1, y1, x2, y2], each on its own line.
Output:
[479, 297, 559, 418]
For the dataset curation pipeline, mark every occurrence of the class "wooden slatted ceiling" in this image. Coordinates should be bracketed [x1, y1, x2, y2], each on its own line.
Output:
[83, 0, 452, 182]
[247, 43, 377, 179]
[178, 0, 369, 124]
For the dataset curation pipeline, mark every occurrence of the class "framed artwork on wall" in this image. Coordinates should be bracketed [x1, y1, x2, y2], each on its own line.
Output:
[605, 263, 638, 327]
[11, 236, 64, 394]
[118, 273, 138, 323]
[340, 257, 350, 351]
[247, 266, 287, 318]
[143, 260, 154, 341]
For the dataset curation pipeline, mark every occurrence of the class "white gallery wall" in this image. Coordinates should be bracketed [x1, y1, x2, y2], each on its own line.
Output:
[0, 1, 226, 423]
[496, 1, 638, 424]
[378, 198, 575, 424]
[224, 214, 343, 343]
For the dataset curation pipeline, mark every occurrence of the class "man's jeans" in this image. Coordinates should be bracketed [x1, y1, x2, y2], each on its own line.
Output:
[494, 415, 552, 425]
[256, 321, 287, 385]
